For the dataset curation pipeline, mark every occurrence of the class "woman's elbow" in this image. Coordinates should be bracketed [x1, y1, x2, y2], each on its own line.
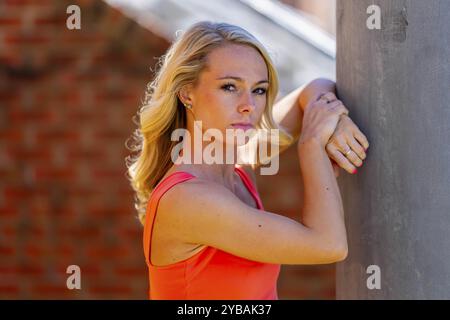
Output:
[331, 244, 348, 262]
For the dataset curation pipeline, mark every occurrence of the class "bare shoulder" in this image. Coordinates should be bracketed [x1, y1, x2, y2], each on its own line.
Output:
[155, 177, 236, 244]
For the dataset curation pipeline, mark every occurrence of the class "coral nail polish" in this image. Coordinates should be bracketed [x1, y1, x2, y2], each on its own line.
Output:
[352, 168, 358, 174]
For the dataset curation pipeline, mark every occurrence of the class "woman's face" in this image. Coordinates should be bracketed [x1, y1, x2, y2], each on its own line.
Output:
[184, 43, 269, 146]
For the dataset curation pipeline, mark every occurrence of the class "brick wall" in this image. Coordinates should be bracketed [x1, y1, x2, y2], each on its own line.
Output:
[0, 0, 336, 299]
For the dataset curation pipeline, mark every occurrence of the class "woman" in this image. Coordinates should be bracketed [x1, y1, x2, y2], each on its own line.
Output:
[126, 21, 369, 300]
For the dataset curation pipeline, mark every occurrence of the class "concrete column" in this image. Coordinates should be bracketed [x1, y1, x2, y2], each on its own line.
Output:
[335, 0, 450, 299]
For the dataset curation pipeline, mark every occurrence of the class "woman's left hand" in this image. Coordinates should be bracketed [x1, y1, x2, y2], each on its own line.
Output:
[326, 113, 370, 177]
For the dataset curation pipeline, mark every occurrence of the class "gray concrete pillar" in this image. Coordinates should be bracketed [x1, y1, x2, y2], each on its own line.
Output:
[335, 0, 450, 299]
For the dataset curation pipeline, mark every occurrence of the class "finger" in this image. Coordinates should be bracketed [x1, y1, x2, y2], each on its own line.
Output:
[326, 143, 357, 174]
[343, 148, 363, 168]
[353, 129, 370, 151]
[347, 135, 367, 161]
[329, 136, 363, 167]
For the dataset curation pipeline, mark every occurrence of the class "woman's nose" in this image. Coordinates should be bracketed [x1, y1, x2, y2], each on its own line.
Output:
[238, 92, 255, 113]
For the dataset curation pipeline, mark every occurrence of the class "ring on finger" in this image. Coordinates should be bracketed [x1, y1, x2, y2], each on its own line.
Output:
[343, 148, 352, 157]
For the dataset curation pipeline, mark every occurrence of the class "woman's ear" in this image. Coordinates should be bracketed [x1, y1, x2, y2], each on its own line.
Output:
[178, 84, 194, 106]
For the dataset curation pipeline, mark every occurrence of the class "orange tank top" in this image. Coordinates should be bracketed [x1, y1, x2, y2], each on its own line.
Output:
[143, 165, 281, 300]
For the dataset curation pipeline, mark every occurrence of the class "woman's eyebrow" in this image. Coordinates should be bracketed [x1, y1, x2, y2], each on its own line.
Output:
[216, 76, 269, 85]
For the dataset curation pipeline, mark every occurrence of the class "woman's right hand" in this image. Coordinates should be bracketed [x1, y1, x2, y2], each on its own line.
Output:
[298, 92, 349, 149]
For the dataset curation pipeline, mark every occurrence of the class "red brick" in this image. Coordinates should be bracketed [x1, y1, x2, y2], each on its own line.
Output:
[119, 227, 141, 240]
[34, 167, 75, 180]
[91, 167, 126, 179]
[0, 285, 19, 295]
[57, 226, 100, 239]
[0, 18, 21, 26]
[36, 128, 80, 142]
[0, 265, 44, 276]
[91, 53, 136, 64]
[115, 266, 146, 277]
[32, 284, 70, 295]
[53, 264, 101, 277]
[78, 265, 100, 276]
[86, 245, 131, 259]
[66, 148, 106, 162]
[5, 34, 50, 45]
[69, 186, 102, 198]
[3, 187, 29, 199]
[0, 226, 15, 237]
[61, 33, 107, 44]
[95, 91, 137, 103]
[0, 246, 15, 256]
[0, 91, 20, 103]
[0, 55, 22, 65]
[34, 16, 66, 26]
[6, 146, 51, 162]
[48, 55, 79, 67]
[73, 72, 109, 82]
[56, 90, 81, 104]
[8, 110, 54, 122]
[24, 244, 46, 257]
[55, 245, 75, 257]
[87, 204, 131, 218]
[0, 207, 18, 217]
[88, 285, 133, 295]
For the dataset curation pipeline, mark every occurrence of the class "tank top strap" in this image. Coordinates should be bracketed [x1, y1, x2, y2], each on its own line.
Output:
[143, 172, 196, 267]
[234, 166, 264, 210]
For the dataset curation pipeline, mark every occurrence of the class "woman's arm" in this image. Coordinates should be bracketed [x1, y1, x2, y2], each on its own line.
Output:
[158, 176, 348, 265]
[272, 77, 336, 146]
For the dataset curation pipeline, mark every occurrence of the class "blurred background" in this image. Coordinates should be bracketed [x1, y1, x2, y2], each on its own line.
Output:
[0, 0, 338, 299]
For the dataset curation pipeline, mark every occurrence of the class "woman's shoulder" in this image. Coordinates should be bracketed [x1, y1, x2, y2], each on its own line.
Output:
[154, 171, 231, 239]
[155, 165, 216, 201]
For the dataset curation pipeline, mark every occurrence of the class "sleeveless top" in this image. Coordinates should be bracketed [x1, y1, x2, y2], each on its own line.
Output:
[143, 165, 281, 300]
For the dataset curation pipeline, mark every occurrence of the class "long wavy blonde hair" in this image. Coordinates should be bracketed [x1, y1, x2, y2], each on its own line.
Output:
[125, 21, 293, 226]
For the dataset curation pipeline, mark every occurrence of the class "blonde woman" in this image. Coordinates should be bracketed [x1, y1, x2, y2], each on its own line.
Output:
[126, 21, 369, 300]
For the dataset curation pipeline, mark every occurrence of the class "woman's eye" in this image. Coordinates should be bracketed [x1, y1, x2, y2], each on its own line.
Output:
[254, 88, 267, 95]
[221, 84, 236, 91]
[221, 84, 267, 95]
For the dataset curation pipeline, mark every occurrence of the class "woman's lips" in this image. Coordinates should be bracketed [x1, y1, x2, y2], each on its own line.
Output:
[231, 123, 254, 131]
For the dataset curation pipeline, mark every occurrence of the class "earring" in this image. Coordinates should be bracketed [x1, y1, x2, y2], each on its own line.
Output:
[184, 103, 192, 110]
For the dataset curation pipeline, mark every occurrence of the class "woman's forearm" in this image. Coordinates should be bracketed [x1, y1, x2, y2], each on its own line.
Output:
[297, 138, 348, 256]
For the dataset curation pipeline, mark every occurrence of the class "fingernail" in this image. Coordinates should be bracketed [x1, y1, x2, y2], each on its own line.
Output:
[352, 168, 358, 174]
